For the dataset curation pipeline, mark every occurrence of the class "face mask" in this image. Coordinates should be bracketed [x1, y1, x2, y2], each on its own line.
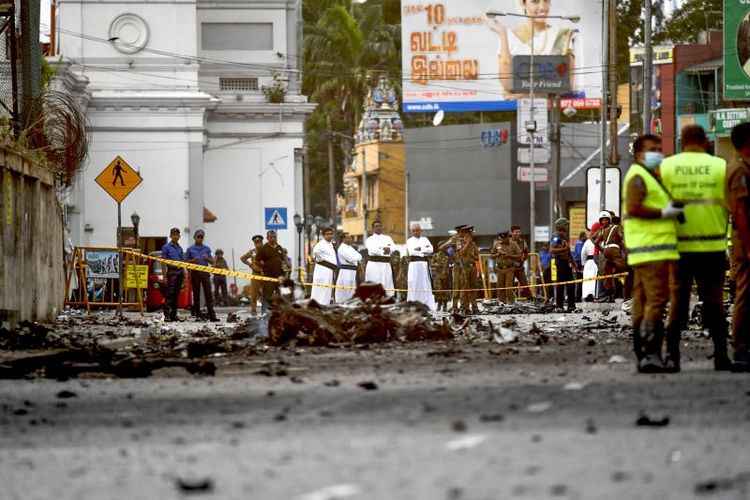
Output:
[643, 152, 664, 170]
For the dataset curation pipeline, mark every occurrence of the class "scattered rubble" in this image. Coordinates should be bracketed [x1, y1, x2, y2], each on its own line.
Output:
[636, 412, 671, 427]
[268, 288, 453, 346]
[175, 477, 215, 494]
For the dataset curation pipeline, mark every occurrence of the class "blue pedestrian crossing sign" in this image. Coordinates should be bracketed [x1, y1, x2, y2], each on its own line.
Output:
[264, 207, 288, 230]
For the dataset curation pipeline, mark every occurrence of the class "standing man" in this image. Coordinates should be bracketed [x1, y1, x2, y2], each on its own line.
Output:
[240, 235, 264, 315]
[186, 229, 219, 322]
[161, 227, 185, 322]
[406, 223, 436, 310]
[432, 239, 453, 312]
[510, 225, 530, 298]
[365, 220, 396, 297]
[212, 249, 229, 306]
[623, 134, 682, 372]
[661, 125, 731, 371]
[255, 230, 286, 313]
[335, 232, 362, 303]
[726, 123, 750, 372]
[550, 218, 577, 313]
[311, 227, 338, 305]
[573, 231, 587, 301]
[453, 225, 480, 315]
[594, 212, 626, 302]
[492, 232, 519, 304]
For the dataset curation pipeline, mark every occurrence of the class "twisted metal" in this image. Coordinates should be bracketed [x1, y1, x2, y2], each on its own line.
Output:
[20, 90, 89, 185]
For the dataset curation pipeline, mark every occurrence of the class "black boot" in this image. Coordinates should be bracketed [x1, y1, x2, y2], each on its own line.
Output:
[731, 351, 750, 373]
[664, 324, 681, 373]
[713, 332, 732, 371]
[638, 320, 665, 374]
[632, 325, 643, 365]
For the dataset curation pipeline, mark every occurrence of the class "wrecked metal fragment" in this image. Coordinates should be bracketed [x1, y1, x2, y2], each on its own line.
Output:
[636, 412, 670, 427]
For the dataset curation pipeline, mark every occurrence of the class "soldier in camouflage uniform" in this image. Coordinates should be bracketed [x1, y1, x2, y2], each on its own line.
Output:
[442, 225, 480, 315]
[432, 242, 453, 311]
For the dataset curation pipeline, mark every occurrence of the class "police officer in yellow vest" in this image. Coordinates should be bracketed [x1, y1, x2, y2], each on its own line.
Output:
[624, 134, 684, 373]
[660, 125, 732, 372]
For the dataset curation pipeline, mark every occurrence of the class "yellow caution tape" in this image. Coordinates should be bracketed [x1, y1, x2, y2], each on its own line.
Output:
[121, 249, 626, 294]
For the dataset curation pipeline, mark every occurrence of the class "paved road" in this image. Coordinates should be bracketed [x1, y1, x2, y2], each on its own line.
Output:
[1, 311, 750, 500]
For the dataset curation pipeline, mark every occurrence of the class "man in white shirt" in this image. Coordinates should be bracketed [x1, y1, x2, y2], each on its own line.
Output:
[406, 223, 436, 310]
[311, 227, 338, 305]
[335, 232, 363, 303]
[365, 220, 396, 297]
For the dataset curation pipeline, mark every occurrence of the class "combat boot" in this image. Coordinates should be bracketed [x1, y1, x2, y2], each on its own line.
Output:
[632, 326, 643, 365]
[637, 320, 665, 374]
[731, 351, 750, 373]
[664, 324, 681, 373]
[713, 336, 733, 371]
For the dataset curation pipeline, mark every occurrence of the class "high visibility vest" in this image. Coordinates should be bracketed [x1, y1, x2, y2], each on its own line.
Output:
[660, 152, 728, 253]
[623, 164, 680, 266]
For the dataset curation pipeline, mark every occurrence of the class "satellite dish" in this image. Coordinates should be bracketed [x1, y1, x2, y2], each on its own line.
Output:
[432, 109, 445, 127]
[563, 106, 577, 118]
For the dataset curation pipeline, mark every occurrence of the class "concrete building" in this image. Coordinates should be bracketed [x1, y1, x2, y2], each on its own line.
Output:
[55, 0, 314, 273]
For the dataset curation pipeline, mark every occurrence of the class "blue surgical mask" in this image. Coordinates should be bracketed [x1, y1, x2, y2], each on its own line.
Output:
[643, 152, 664, 170]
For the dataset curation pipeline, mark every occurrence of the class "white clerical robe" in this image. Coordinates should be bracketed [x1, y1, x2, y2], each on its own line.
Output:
[311, 240, 337, 305]
[581, 239, 598, 300]
[335, 243, 363, 303]
[365, 233, 395, 297]
[406, 236, 436, 310]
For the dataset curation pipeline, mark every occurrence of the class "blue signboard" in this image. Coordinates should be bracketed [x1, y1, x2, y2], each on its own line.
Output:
[264, 207, 288, 230]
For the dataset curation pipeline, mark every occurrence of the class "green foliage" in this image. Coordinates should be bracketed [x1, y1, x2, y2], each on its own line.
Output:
[661, 0, 722, 43]
[303, 0, 400, 218]
[262, 72, 287, 103]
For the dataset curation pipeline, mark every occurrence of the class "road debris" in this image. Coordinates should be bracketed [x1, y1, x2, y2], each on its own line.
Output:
[636, 412, 671, 427]
[357, 381, 379, 391]
[175, 477, 215, 494]
[268, 291, 453, 346]
[297, 484, 362, 500]
[608, 355, 628, 364]
[445, 434, 487, 451]
[694, 472, 750, 496]
[526, 402, 553, 413]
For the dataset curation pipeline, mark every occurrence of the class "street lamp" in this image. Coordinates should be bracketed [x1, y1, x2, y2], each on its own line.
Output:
[130, 211, 140, 249]
[314, 215, 324, 242]
[293, 213, 303, 282]
[486, 10, 579, 252]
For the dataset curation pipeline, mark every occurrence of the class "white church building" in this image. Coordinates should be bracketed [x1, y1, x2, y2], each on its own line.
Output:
[54, 0, 314, 271]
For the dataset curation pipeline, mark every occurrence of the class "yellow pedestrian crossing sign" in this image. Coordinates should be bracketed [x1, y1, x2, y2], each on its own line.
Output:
[95, 155, 143, 203]
[264, 207, 288, 230]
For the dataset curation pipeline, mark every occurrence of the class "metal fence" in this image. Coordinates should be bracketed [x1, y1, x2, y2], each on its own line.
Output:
[0, 3, 18, 132]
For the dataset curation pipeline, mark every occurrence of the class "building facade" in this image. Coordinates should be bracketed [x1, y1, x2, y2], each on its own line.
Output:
[56, 0, 314, 272]
[341, 78, 405, 244]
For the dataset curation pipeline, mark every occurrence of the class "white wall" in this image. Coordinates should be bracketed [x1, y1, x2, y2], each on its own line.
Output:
[203, 136, 303, 283]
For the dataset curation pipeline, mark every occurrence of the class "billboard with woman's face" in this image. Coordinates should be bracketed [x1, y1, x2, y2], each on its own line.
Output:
[725, 0, 750, 100]
[401, 0, 603, 112]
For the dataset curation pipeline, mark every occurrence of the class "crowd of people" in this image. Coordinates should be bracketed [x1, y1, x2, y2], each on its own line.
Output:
[156, 122, 750, 375]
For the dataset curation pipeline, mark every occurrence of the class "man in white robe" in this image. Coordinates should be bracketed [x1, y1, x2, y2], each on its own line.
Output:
[335, 232, 363, 303]
[311, 227, 337, 305]
[580, 234, 598, 302]
[406, 224, 436, 310]
[365, 220, 396, 297]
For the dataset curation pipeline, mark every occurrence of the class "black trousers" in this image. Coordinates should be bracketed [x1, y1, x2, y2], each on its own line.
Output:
[164, 270, 184, 320]
[213, 276, 228, 306]
[190, 270, 215, 317]
[667, 252, 727, 356]
[555, 261, 576, 310]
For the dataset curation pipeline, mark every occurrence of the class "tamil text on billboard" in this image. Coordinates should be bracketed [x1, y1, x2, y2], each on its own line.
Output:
[401, 0, 603, 113]
[725, 0, 750, 100]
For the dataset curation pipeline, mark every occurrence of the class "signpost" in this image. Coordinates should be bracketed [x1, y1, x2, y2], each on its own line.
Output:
[95, 155, 143, 316]
[264, 207, 288, 230]
[517, 167, 549, 183]
[710, 108, 750, 136]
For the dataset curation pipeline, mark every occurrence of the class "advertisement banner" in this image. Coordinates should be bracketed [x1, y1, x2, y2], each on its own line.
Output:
[725, 1, 750, 100]
[401, 0, 603, 113]
[711, 108, 750, 137]
[86, 251, 120, 279]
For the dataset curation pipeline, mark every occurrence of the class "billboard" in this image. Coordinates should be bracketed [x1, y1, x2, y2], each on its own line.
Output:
[725, 1, 750, 100]
[401, 0, 603, 113]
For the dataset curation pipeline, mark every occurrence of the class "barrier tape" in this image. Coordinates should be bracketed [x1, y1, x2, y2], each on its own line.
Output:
[122, 249, 626, 294]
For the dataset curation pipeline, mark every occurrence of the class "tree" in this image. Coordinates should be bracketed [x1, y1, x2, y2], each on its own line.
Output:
[661, 0, 722, 44]
[302, 0, 400, 219]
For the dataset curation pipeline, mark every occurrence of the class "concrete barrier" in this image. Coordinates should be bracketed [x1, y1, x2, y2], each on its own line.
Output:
[0, 147, 64, 326]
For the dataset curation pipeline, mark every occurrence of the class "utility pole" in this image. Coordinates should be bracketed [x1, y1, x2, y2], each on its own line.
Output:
[361, 146, 368, 241]
[327, 115, 336, 225]
[549, 95, 561, 230]
[599, 0, 609, 211]
[529, 17, 537, 251]
[19, 0, 41, 124]
[643, 0, 653, 135]
[608, 0, 619, 166]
